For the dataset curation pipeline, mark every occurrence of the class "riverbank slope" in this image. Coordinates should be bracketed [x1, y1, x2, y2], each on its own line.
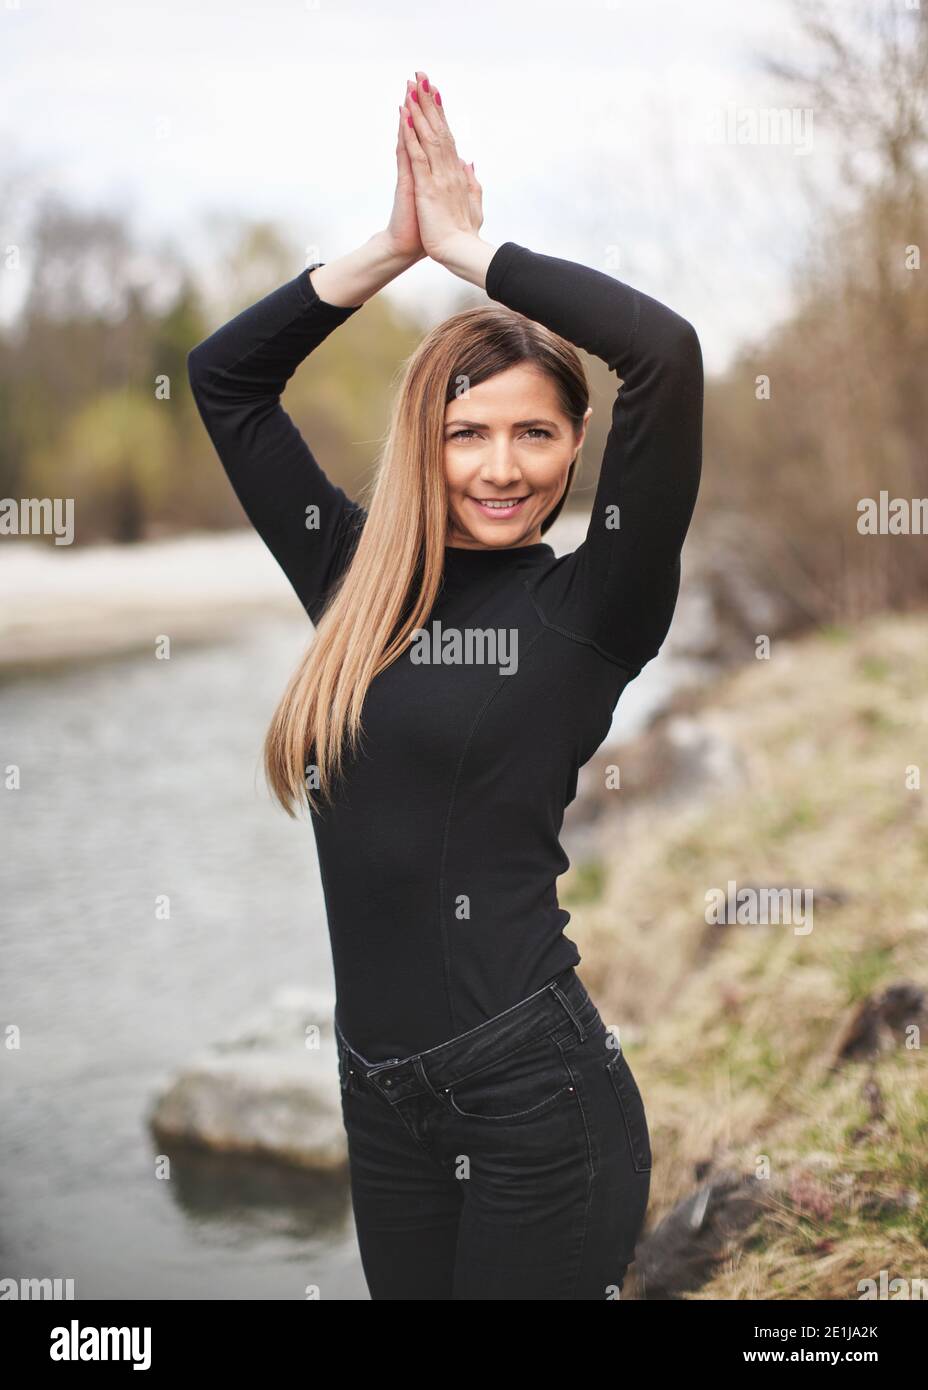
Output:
[564, 609, 928, 1299]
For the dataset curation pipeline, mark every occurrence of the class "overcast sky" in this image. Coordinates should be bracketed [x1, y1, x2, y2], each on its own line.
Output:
[1, 0, 849, 371]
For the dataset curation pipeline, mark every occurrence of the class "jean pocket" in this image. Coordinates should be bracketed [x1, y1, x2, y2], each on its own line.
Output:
[445, 1032, 572, 1124]
[606, 1050, 652, 1172]
[336, 1036, 353, 1094]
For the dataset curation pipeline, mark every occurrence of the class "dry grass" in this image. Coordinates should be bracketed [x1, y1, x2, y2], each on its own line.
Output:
[570, 610, 928, 1299]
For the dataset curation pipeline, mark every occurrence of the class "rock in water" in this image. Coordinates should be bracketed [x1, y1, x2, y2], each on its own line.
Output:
[148, 987, 346, 1173]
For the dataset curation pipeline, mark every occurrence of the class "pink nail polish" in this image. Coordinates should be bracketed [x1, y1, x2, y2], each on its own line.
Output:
[411, 90, 419, 103]
[422, 78, 430, 92]
[434, 90, 441, 106]
[407, 115, 414, 127]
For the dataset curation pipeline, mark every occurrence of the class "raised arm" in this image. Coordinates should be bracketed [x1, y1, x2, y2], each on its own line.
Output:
[187, 267, 367, 622]
[483, 240, 704, 673]
[187, 105, 428, 621]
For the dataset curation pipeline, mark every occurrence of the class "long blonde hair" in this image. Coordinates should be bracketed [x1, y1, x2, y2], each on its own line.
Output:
[264, 303, 589, 817]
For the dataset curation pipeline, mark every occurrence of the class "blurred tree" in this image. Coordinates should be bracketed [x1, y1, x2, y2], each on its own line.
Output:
[700, 0, 928, 627]
[29, 389, 174, 543]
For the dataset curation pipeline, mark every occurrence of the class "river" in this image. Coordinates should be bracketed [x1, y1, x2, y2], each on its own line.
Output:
[0, 614, 368, 1299]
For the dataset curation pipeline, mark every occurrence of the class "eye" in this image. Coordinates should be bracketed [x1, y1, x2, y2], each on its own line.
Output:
[446, 427, 553, 442]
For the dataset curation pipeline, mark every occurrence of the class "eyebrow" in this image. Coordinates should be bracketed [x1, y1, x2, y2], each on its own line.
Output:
[444, 418, 560, 430]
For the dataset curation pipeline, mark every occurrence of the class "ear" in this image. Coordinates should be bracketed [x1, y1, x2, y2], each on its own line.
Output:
[569, 406, 592, 456]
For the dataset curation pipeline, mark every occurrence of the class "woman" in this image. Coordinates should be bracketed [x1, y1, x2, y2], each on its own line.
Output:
[188, 70, 703, 1301]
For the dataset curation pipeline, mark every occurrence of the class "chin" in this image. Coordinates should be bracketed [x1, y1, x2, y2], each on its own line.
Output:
[456, 520, 529, 548]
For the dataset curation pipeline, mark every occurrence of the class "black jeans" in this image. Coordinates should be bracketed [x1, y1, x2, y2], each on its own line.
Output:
[334, 966, 652, 1300]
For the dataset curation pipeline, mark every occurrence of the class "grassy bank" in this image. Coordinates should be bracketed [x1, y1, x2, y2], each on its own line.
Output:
[566, 610, 928, 1299]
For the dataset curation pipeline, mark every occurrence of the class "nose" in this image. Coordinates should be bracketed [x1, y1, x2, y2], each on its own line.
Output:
[479, 444, 523, 487]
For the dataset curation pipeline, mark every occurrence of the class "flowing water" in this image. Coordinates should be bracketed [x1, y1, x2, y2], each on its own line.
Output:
[0, 615, 367, 1299]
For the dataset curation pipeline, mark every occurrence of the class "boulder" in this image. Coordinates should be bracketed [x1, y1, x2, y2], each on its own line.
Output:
[148, 987, 347, 1174]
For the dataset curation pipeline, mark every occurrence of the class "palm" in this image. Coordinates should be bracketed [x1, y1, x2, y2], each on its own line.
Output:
[384, 104, 426, 260]
[387, 163, 423, 260]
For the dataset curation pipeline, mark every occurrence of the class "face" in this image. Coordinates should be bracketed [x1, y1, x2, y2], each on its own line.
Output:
[443, 364, 592, 549]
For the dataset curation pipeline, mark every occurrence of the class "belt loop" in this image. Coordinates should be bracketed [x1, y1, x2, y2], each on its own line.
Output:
[413, 1056, 446, 1103]
[549, 976, 586, 1042]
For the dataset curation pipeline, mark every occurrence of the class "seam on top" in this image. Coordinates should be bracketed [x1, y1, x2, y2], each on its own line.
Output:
[521, 578, 643, 676]
[597, 287, 642, 636]
[436, 624, 547, 1038]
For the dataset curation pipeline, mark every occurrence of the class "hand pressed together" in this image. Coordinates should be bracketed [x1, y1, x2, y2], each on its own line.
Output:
[390, 69, 483, 266]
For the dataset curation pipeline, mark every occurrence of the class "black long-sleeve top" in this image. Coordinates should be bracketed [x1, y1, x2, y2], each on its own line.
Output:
[187, 240, 703, 1061]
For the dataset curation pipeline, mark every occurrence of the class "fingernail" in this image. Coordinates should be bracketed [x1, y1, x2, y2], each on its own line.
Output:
[411, 90, 419, 103]
[421, 77, 430, 92]
[407, 115, 414, 127]
[434, 89, 441, 106]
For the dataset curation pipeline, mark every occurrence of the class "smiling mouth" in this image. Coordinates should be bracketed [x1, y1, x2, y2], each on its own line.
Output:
[469, 496, 529, 518]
